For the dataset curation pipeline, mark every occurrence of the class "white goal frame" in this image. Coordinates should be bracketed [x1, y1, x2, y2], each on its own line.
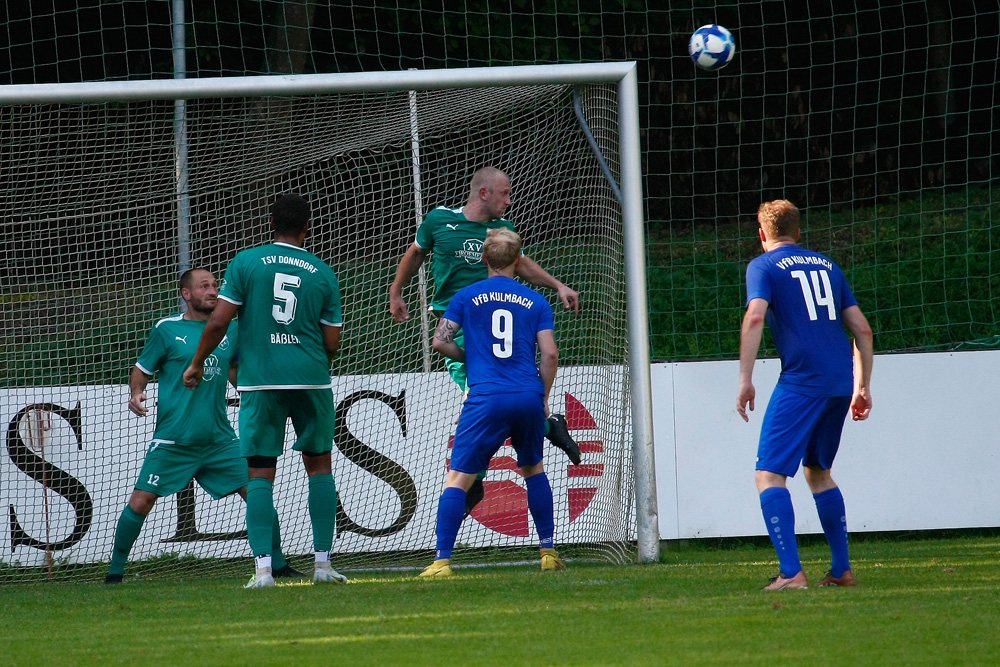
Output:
[1, 62, 659, 563]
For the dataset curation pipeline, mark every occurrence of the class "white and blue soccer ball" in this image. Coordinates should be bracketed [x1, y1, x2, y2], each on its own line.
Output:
[689, 24, 736, 71]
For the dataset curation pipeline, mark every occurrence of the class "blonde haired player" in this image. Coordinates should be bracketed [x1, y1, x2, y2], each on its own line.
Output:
[420, 228, 566, 576]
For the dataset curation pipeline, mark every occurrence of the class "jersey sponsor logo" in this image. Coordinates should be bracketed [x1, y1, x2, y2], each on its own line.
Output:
[457, 239, 484, 265]
[446, 223, 460, 230]
[202, 354, 223, 381]
[175, 336, 188, 344]
[775, 254, 833, 271]
[260, 255, 319, 274]
[471, 292, 535, 309]
[270, 333, 301, 345]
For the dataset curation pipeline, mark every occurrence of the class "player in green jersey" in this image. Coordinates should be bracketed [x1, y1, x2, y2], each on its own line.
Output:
[184, 194, 346, 589]
[389, 167, 583, 514]
[105, 268, 300, 584]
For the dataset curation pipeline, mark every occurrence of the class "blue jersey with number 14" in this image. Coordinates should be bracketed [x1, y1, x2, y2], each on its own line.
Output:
[745, 244, 857, 397]
[443, 275, 554, 396]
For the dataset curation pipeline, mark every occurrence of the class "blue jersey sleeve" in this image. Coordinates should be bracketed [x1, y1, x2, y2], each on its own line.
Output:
[745, 257, 771, 306]
[538, 300, 555, 332]
[837, 269, 858, 311]
[442, 288, 466, 326]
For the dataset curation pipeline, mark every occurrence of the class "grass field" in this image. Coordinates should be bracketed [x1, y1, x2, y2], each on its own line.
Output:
[4, 534, 999, 665]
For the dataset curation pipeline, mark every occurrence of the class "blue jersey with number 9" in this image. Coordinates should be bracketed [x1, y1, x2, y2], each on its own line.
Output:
[443, 275, 554, 396]
[745, 244, 857, 397]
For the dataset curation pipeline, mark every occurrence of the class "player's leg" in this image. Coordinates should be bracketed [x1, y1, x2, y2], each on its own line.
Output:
[545, 412, 582, 465]
[106, 488, 158, 583]
[420, 469, 478, 577]
[201, 439, 301, 579]
[107, 441, 199, 583]
[239, 390, 287, 589]
[756, 385, 814, 590]
[244, 461, 278, 588]
[291, 389, 347, 584]
[804, 396, 856, 587]
[513, 394, 565, 571]
[443, 330, 489, 518]
[421, 392, 503, 577]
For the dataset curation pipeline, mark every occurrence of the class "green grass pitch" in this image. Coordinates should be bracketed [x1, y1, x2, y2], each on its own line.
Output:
[3, 534, 999, 665]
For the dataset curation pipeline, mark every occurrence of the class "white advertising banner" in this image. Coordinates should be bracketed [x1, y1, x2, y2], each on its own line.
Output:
[0, 367, 627, 567]
[654, 350, 1000, 539]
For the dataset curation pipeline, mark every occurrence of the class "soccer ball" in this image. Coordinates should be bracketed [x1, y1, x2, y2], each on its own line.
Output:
[689, 24, 736, 71]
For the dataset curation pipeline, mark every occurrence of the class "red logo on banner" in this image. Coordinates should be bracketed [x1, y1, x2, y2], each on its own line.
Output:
[446, 392, 603, 537]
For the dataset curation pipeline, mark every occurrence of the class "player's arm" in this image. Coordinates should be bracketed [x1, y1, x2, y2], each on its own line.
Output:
[228, 362, 238, 389]
[183, 299, 238, 389]
[737, 297, 769, 422]
[389, 243, 430, 322]
[516, 255, 580, 313]
[842, 304, 874, 421]
[128, 366, 153, 417]
[322, 323, 341, 364]
[536, 329, 558, 417]
[432, 316, 465, 362]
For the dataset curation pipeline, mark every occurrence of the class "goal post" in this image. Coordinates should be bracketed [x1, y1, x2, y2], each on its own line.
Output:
[0, 62, 657, 580]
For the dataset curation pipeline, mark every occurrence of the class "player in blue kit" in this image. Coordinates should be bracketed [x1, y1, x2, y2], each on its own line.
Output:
[419, 228, 566, 577]
[737, 200, 874, 590]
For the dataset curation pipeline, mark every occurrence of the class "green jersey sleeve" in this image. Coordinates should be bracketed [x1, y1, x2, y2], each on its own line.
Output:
[135, 322, 167, 376]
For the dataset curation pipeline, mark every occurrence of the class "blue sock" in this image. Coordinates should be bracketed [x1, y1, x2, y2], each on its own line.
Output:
[526, 473, 555, 549]
[759, 486, 802, 577]
[814, 486, 850, 577]
[435, 487, 467, 560]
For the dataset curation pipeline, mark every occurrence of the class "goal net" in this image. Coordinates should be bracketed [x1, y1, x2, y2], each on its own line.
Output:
[0, 68, 643, 582]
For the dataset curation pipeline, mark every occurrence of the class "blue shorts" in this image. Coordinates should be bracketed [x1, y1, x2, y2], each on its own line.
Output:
[449, 390, 546, 474]
[756, 384, 852, 477]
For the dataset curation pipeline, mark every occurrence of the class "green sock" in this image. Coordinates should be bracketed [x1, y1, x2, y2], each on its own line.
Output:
[308, 474, 337, 553]
[270, 509, 287, 570]
[108, 505, 146, 576]
[246, 478, 275, 558]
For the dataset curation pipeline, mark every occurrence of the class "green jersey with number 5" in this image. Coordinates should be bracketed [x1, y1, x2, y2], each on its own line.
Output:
[219, 242, 342, 390]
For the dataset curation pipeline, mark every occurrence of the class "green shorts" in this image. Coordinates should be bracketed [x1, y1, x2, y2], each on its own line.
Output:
[434, 310, 468, 391]
[135, 439, 247, 500]
[238, 388, 335, 458]
[444, 329, 468, 392]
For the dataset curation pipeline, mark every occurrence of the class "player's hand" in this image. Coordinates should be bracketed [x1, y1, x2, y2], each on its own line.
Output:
[736, 380, 755, 422]
[851, 387, 872, 421]
[183, 364, 203, 389]
[390, 294, 410, 322]
[128, 392, 148, 417]
[557, 285, 580, 314]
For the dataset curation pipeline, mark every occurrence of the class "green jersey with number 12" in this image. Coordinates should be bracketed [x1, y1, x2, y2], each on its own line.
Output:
[135, 316, 239, 446]
[219, 242, 342, 390]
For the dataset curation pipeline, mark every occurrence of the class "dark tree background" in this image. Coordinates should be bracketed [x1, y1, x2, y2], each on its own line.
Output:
[3, 1, 997, 229]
